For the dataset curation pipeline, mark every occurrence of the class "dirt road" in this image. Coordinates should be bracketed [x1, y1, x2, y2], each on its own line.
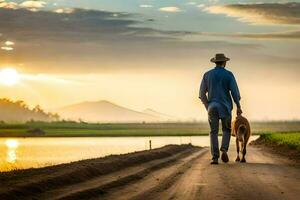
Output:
[1, 144, 299, 200]
[100, 145, 300, 200]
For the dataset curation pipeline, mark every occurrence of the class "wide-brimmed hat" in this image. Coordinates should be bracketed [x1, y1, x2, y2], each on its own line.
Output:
[210, 53, 230, 63]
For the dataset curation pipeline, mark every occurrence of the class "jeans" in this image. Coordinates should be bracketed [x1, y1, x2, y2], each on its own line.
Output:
[208, 105, 231, 160]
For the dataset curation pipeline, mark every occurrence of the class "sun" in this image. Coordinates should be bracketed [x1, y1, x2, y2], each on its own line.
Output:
[0, 68, 20, 86]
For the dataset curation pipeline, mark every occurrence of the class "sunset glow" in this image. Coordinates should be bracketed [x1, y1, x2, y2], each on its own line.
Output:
[0, 1, 298, 121]
[5, 139, 19, 149]
[0, 2, 299, 198]
[0, 68, 20, 86]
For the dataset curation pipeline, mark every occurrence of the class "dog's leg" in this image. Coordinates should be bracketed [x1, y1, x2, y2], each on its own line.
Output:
[235, 138, 240, 162]
[241, 141, 247, 163]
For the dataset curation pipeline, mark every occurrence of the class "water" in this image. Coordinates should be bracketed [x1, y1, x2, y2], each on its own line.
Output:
[0, 136, 258, 172]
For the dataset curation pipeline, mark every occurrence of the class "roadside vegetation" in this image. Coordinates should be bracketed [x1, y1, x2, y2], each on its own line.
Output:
[258, 133, 300, 151]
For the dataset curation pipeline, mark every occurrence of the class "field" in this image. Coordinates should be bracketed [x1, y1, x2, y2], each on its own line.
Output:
[257, 133, 300, 151]
[0, 121, 300, 137]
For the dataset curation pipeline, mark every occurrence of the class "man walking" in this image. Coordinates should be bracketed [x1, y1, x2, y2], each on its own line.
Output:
[199, 53, 242, 164]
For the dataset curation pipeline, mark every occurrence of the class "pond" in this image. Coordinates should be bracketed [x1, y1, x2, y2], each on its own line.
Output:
[0, 136, 258, 172]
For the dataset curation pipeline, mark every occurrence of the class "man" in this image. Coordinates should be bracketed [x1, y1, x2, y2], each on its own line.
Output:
[199, 53, 242, 165]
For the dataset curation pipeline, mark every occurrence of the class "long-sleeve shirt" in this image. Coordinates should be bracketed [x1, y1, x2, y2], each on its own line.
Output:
[199, 66, 241, 117]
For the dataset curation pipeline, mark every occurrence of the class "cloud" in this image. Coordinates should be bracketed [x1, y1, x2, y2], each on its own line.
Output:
[1, 46, 13, 51]
[200, 30, 300, 40]
[186, 2, 205, 9]
[0, 0, 46, 11]
[197, 4, 205, 9]
[0, 7, 194, 43]
[139, 5, 153, 8]
[54, 8, 74, 14]
[204, 2, 300, 25]
[229, 30, 300, 40]
[5, 40, 14, 45]
[0, 7, 263, 73]
[187, 2, 197, 6]
[0, 1, 18, 9]
[20, 1, 46, 9]
[159, 7, 181, 13]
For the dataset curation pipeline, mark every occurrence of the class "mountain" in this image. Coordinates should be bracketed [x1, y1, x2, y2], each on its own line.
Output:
[58, 100, 161, 123]
[0, 98, 59, 122]
[142, 108, 174, 121]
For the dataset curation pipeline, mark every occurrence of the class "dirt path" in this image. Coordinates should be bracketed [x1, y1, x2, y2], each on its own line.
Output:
[102, 145, 299, 200]
[1, 144, 299, 200]
[134, 146, 300, 200]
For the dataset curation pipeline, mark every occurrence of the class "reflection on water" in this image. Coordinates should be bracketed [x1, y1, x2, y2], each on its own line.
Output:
[7, 149, 17, 163]
[5, 139, 19, 163]
[5, 139, 19, 148]
[0, 136, 258, 172]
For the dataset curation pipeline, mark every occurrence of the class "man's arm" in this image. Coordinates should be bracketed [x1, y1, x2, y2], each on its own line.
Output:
[229, 73, 242, 115]
[199, 74, 209, 110]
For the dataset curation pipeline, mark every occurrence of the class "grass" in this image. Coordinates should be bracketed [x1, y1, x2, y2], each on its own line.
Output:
[0, 121, 211, 137]
[0, 121, 300, 137]
[0, 128, 208, 137]
[259, 133, 300, 151]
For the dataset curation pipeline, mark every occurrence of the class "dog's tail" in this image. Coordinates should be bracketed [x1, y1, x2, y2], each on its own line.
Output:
[237, 125, 247, 141]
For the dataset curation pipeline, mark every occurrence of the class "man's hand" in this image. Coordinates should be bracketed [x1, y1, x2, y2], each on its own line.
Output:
[237, 107, 243, 116]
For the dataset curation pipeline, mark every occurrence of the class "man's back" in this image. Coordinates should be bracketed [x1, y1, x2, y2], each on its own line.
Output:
[199, 66, 241, 117]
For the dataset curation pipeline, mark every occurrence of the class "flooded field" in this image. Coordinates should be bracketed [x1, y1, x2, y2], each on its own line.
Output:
[0, 136, 259, 172]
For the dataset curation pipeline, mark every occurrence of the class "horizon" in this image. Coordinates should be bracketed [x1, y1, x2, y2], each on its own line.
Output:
[0, 0, 299, 121]
[1, 97, 300, 123]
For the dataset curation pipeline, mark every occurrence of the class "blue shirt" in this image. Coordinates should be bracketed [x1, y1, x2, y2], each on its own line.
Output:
[199, 66, 241, 117]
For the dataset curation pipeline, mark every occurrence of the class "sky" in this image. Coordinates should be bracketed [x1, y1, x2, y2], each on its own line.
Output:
[0, 0, 299, 121]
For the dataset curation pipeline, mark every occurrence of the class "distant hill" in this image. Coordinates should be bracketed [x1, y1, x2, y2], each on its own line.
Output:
[58, 100, 171, 123]
[0, 98, 59, 122]
[142, 108, 174, 121]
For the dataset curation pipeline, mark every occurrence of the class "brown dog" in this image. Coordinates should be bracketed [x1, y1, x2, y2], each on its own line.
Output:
[232, 115, 251, 163]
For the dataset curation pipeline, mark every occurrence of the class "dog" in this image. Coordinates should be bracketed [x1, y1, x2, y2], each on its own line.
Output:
[232, 115, 251, 163]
